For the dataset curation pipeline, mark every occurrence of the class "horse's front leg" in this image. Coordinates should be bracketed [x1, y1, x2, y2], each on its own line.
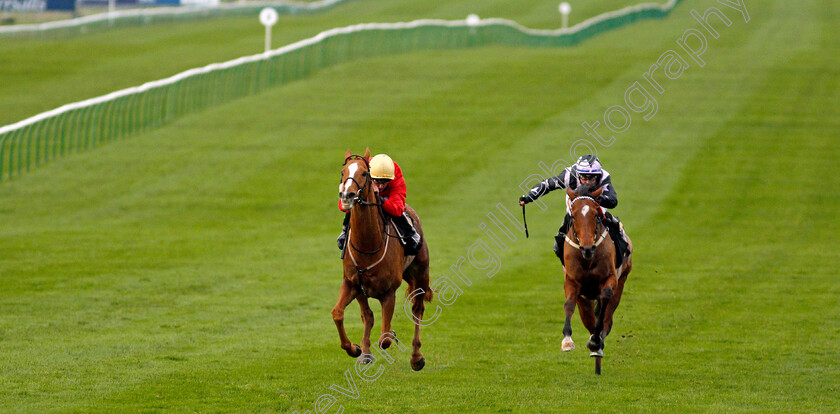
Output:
[356, 295, 375, 358]
[600, 272, 627, 346]
[589, 276, 617, 354]
[332, 280, 362, 358]
[378, 291, 396, 349]
[576, 297, 597, 338]
[562, 278, 580, 351]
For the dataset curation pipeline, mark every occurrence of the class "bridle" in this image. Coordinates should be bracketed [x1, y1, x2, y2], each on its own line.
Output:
[341, 154, 404, 243]
[565, 195, 609, 250]
[340, 155, 402, 295]
[342, 155, 380, 208]
[341, 155, 385, 256]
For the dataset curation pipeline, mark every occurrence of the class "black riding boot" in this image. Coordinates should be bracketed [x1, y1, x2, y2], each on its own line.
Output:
[554, 214, 573, 263]
[393, 212, 422, 256]
[337, 212, 350, 258]
[604, 212, 627, 267]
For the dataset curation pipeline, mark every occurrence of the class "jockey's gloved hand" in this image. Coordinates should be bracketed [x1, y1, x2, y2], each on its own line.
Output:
[519, 195, 531, 204]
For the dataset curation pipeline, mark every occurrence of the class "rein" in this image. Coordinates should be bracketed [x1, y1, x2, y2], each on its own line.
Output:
[346, 228, 391, 276]
[342, 154, 401, 241]
[342, 154, 379, 208]
[340, 155, 401, 296]
[566, 195, 608, 251]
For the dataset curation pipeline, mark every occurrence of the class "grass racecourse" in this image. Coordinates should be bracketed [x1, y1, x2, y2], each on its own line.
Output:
[1, 0, 839, 412]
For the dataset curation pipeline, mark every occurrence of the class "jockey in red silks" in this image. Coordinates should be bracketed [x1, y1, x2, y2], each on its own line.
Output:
[337, 154, 422, 257]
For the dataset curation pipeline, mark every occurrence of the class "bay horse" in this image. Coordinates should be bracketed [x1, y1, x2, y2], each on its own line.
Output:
[332, 148, 433, 371]
[560, 187, 632, 374]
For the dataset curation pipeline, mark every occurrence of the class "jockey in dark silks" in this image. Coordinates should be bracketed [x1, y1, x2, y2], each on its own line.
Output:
[337, 154, 422, 258]
[519, 155, 630, 267]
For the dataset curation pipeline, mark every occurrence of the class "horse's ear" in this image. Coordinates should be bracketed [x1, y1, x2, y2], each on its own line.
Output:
[344, 148, 352, 160]
[363, 147, 371, 161]
[590, 187, 604, 199]
[566, 188, 578, 199]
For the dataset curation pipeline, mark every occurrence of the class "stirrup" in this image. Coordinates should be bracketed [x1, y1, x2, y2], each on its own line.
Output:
[404, 235, 422, 256]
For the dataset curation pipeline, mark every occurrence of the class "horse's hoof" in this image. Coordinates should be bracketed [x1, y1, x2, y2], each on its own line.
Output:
[348, 344, 362, 358]
[590, 349, 603, 357]
[411, 357, 425, 371]
[358, 353, 375, 365]
[561, 337, 575, 352]
[379, 331, 397, 349]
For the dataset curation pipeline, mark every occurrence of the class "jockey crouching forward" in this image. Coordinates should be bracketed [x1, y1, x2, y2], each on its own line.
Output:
[337, 154, 423, 257]
[518, 155, 630, 267]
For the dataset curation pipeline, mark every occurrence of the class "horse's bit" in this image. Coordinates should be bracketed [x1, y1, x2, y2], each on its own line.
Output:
[340, 155, 393, 296]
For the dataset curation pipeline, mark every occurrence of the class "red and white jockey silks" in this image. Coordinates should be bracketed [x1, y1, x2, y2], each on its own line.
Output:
[339, 161, 407, 217]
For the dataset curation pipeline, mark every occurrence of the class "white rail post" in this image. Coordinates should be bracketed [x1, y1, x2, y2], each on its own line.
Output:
[559, 2, 571, 29]
[259, 8, 279, 53]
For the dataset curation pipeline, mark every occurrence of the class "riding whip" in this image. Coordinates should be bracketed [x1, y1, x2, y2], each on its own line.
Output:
[522, 204, 529, 238]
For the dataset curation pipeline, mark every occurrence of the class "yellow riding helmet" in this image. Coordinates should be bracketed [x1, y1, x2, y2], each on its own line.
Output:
[369, 154, 395, 180]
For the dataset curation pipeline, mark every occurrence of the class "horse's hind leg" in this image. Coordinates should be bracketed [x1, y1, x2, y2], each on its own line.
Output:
[332, 281, 362, 358]
[409, 294, 427, 371]
[587, 300, 605, 355]
[404, 243, 432, 371]
[599, 241, 631, 342]
[576, 297, 597, 338]
[600, 269, 629, 346]
[590, 277, 617, 353]
[357, 296, 375, 358]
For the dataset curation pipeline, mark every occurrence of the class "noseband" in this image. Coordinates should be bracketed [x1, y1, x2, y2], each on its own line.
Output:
[340, 155, 393, 296]
[341, 155, 395, 256]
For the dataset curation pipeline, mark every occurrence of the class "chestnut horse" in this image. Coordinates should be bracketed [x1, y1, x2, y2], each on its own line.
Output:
[333, 148, 433, 371]
[560, 187, 632, 374]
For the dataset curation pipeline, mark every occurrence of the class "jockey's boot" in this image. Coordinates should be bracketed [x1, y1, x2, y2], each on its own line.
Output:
[393, 212, 422, 256]
[604, 212, 628, 267]
[554, 214, 573, 264]
[337, 212, 350, 259]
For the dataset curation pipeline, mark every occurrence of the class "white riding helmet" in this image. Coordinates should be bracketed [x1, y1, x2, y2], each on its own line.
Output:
[370, 154, 395, 180]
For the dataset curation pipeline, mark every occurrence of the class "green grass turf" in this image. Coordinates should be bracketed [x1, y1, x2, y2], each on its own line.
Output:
[1, 0, 839, 412]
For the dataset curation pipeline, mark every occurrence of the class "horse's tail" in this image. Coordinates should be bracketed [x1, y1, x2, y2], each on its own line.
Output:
[404, 263, 434, 303]
[402, 205, 433, 304]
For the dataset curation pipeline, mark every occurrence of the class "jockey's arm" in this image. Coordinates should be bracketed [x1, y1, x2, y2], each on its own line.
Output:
[597, 174, 618, 209]
[520, 170, 568, 204]
[381, 176, 406, 217]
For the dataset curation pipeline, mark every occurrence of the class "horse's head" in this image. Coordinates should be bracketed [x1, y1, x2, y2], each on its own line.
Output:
[339, 148, 372, 211]
[566, 187, 605, 260]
